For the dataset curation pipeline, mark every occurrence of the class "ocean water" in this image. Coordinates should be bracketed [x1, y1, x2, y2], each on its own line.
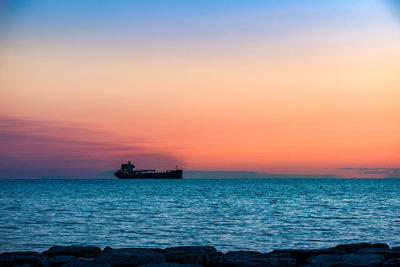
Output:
[0, 179, 400, 252]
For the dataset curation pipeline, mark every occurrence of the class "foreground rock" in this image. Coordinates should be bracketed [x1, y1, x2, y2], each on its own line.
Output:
[220, 251, 295, 267]
[0, 252, 49, 267]
[1, 243, 400, 267]
[43, 246, 102, 258]
[164, 246, 221, 266]
[309, 253, 384, 267]
[95, 247, 165, 266]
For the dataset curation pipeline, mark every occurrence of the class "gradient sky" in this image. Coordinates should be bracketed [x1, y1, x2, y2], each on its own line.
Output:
[0, 0, 399, 178]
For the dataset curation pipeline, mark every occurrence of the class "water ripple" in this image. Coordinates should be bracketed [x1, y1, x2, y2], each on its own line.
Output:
[0, 179, 400, 252]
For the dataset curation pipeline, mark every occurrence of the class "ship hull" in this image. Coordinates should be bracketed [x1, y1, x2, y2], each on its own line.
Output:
[114, 170, 183, 179]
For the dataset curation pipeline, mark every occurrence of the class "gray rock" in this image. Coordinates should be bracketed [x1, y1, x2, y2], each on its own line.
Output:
[0, 252, 49, 267]
[220, 251, 295, 267]
[0, 255, 13, 267]
[95, 247, 165, 267]
[48, 255, 76, 267]
[383, 258, 400, 267]
[358, 248, 400, 260]
[43, 246, 102, 258]
[332, 243, 389, 253]
[139, 263, 203, 267]
[309, 253, 384, 267]
[164, 246, 219, 266]
[372, 243, 390, 249]
[61, 261, 109, 267]
[271, 249, 335, 266]
[76, 257, 96, 262]
[358, 248, 391, 253]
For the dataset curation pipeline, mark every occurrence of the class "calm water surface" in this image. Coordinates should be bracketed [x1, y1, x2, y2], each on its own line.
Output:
[1, 179, 400, 252]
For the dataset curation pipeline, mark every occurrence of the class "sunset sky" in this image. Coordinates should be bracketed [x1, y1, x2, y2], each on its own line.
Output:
[1, 0, 399, 178]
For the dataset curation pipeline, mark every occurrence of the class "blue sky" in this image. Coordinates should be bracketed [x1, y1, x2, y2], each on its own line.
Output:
[1, 0, 396, 45]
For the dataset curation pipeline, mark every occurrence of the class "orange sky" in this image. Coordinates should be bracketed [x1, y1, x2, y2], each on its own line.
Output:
[0, 1, 399, 178]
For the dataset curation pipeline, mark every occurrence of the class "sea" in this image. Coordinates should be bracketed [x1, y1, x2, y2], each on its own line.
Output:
[1, 178, 400, 252]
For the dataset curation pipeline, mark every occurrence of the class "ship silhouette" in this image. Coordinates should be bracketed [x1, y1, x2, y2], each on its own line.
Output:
[114, 161, 183, 179]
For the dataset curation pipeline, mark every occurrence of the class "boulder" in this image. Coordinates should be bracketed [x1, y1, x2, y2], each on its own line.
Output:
[372, 244, 390, 249]
[43, 246, 102, 258]
[48, 255, 76, 267]
[271, 249, 335, 266]
[139, 263, 203, 267]
[95, 247, 165, 267]
[220, 251, 295, 267]
[331, 243, 389, 253]
[76, 257, 96, 262]
[0, 252, 49, 267]
[164, 246, 220, 266]
[0, 255, 13, 267]
[309, 253, 384, 267]
[358, 248, 400, 260]
[384, 258, 400, 267]
[61, 261, 109, 267]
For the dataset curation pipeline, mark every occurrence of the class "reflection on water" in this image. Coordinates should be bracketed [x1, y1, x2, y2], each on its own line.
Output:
[0, 179, 399, 252]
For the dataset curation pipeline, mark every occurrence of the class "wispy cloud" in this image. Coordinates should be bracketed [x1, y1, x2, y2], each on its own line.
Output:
[185, 171, 340, 179]
[340, 168, 400, 178]
[0, 116, 182, 178]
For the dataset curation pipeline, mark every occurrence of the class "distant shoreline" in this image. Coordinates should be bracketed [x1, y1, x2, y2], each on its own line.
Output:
[1, 243, 400, 266]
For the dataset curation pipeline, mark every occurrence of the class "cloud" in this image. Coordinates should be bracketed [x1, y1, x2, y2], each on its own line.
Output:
[385, 168, 400, 178]
[339, 168, 400, 178]
[184, 171, 340, 179]
[0, 116, 182, 178]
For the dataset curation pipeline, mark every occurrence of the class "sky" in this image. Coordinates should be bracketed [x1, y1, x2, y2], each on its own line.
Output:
[0, 0, 399, 178]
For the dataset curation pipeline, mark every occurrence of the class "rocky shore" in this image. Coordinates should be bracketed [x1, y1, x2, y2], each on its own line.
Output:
[1, 243, 400, 267]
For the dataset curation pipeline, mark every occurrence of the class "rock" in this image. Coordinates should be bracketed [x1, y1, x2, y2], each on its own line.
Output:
[309, 253, 384, 267]
[309, 254, 336, 265]
[340, 253, 385, 266]
[0, 252, 49, 267]
[220, 251, 295, 267]
[0, 255, 13, 267]
[139, 264, 203, 267]
[384, 258, 400, 267]
[43, 246, 102, 258]
[358, 248, 400, 260]
[263, 255, 296, 267]
[332, 243, 390, 253]
[271, 249, 334, 266]
[76, 257, 96, 262]
[372, 243, 391, 249]
[358, 248, 391, 253]
[95, 247, 165, 267]
[48, 255, 76, 267]
[61, 261, 108, 267]
[2, 244, 399, 267]
[164, 246, 220, 266]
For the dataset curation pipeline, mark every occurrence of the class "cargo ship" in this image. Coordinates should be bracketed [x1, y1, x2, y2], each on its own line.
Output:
[114, 161, 183, 179]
